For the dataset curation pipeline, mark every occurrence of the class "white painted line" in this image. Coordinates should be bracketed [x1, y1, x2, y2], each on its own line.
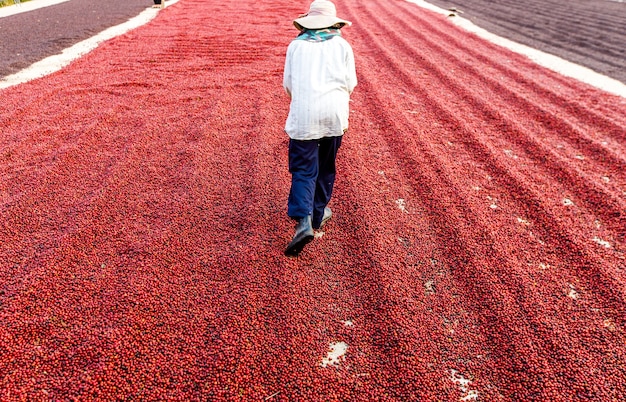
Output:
[0, 0, 180, 89]
[0, 0, 70, 18]
[407, 0, 626, 98]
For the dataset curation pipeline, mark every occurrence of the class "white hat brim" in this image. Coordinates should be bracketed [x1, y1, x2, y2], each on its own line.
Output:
[293, 15, 352, 30]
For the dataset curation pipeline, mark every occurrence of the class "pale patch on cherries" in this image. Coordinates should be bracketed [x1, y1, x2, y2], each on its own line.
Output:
[503, 149, 518, 159]
[450, 369, 479, 401]
[538, 262, 551, 271]
[592, 237, 611, 249]
[321, 341, 348, 368]
[424, 279, 435, 295]
[567, 284, 579, 300]
[395, 198, 407, 213]
[603, 319, 616, 332]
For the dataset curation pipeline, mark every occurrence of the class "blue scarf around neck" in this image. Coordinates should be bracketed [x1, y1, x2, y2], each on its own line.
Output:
[296, 28, 342, 42]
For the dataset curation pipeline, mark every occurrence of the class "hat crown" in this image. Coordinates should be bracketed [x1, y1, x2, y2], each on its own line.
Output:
[307, 0, 337, 17]
[293, 0, 350, 30]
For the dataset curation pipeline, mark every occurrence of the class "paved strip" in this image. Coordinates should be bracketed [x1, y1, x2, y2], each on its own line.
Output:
[411, 0, 626, 84]
[409, 0, 626, 98]
[0, 0, 178, 89]
[0, 0, 153, 78]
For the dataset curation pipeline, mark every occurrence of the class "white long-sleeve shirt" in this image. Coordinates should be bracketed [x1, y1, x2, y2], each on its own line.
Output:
[283, 35, 357, 140]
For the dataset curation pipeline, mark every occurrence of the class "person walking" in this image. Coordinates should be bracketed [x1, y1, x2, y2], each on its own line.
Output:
[283, 0, 357, 257]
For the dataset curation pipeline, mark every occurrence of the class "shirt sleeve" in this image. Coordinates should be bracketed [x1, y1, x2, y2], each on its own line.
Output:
[346, 44, 357, 94]
[283, 43, 293, 97]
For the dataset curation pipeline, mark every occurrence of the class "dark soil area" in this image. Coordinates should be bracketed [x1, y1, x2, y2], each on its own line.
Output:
[0, 0, 149, 77]
[420, 0, 626, 83]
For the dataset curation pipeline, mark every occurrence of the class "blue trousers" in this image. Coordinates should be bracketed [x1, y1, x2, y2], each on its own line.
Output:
[288, 136, 342, 228]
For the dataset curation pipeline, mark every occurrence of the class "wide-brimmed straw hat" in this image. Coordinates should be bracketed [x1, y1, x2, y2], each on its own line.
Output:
[293, 0, 352, 30]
